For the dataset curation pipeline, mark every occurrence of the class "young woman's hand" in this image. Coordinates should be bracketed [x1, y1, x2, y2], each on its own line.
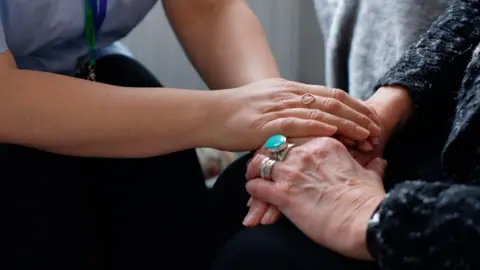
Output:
[205, 78, 380, 152]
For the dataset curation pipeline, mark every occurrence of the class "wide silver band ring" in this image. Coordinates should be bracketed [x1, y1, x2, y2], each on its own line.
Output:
[260, 157, 276, 180]
[273, 143, 295, 161]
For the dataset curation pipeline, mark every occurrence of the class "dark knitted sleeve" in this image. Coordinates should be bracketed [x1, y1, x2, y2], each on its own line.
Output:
[366, 181, 480, 270]
[375, 0, 480, 108]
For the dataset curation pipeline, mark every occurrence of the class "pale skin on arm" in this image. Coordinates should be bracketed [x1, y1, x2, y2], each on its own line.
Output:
[0, 0, 279, 156]
[163, 0, 280, 88]
[0, 50, 216, 158]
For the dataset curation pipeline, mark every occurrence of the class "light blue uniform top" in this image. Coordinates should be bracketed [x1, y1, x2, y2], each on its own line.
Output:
[0, 0, 158, 74]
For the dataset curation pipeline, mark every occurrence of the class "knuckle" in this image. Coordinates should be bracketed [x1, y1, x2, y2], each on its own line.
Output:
[308, 109, 324, 121]
[315, 137, 346, 152]
[270, 97, 291, 111]
[324, 97, 341, 112]
[329, 88, 347, 101]
[342, 119, 357, 134]
[358, 114, 371, 125]
[292, 148, 315, 164]
[271, 78, 295, 92]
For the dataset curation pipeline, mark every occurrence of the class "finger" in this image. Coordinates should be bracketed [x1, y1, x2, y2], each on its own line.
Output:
[337, 136, 357, 147]
[246, 178, 288, 208]
[286, 137, 317, 145]
[273, 108, 370, 140]
[243, 197, 270, 227]
[308, 97, 381, 137]
[357, 140, 373, 152]
[247, 196, 253, 206]
[263, 117, 338, 139]
[246, 151, 297, 182]
[245, 153, 270, 180]
[370, 136, 381, 146]
[260, 205, 282, 225]
[293, 83, 381, 126]
[348, 148, 372, 166]
[366, 158, 388, 178]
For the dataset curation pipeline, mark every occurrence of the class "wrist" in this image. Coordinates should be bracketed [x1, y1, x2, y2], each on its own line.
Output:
[367, 86, 412, 139]
[350, 195, 384, 261]
[193, 90, 224, 148]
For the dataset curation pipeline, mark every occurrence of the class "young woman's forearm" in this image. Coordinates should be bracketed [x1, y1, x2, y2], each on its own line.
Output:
[0, 68, 214, 157]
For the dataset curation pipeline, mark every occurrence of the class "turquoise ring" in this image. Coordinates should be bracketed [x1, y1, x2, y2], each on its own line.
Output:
[264, 134, 288, 153]
[264, 135, 295, 161]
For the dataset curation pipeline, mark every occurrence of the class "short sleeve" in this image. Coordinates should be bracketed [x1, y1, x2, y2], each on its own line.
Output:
[0, 14, 7, 53]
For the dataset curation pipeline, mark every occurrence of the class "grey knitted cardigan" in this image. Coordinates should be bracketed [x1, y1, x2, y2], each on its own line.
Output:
[313, 0, 451, 99]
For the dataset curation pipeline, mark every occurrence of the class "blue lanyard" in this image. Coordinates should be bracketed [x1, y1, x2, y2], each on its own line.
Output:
[89, 0, 107, 33]
[85, 0, 107, 67]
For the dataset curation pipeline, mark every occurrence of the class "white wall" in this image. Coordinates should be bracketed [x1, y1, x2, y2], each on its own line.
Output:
[121, 0, 325, 89]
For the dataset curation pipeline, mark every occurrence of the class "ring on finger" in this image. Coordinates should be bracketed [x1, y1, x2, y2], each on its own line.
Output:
[260, 157, 276, 180]
[274, 143, 295, 161]
[264, 134, 295, 161]
[301, 93, 316, 107]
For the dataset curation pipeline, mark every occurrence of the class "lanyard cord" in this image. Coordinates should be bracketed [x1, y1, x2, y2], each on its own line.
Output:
[84, 0, 107, 68]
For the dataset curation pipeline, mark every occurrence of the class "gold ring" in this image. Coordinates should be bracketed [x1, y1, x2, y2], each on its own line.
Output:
[301, 93, 316, 106]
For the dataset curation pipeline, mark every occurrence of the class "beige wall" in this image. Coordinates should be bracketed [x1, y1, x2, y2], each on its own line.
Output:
[122, 0, 325, 90]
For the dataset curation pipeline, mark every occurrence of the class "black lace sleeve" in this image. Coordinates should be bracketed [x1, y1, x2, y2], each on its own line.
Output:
[375, 0, 480, 108]
[366, 180, 480, 270]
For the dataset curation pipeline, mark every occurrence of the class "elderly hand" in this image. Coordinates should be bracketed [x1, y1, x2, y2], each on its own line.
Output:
[206, 78, 380, 152]
[337, 85, 413, 162]
[244, 137, 386, 260]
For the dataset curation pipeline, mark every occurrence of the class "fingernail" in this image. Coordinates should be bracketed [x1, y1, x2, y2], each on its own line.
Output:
[355, 126, 370, 138]
[359, 140, 373, 152]
[327, 125, 338, 135]
[371, 137, 380, 145]
[261, 209, 274, 224]
[247, 197, 253, 207]
[242, 212, 254, 226]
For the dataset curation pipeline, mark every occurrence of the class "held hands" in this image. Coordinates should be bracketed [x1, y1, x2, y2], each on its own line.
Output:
[245, 138, 386, 260]
[206, 78, 380, 152]
[241, 86, 413, 259]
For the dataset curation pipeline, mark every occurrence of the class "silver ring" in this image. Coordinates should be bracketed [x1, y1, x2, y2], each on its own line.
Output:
[260, 157, 276, 180]
[274, 143, 295, 161]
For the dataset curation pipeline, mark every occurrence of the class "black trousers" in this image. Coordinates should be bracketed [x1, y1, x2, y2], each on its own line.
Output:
[2, 55, 225, 270]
